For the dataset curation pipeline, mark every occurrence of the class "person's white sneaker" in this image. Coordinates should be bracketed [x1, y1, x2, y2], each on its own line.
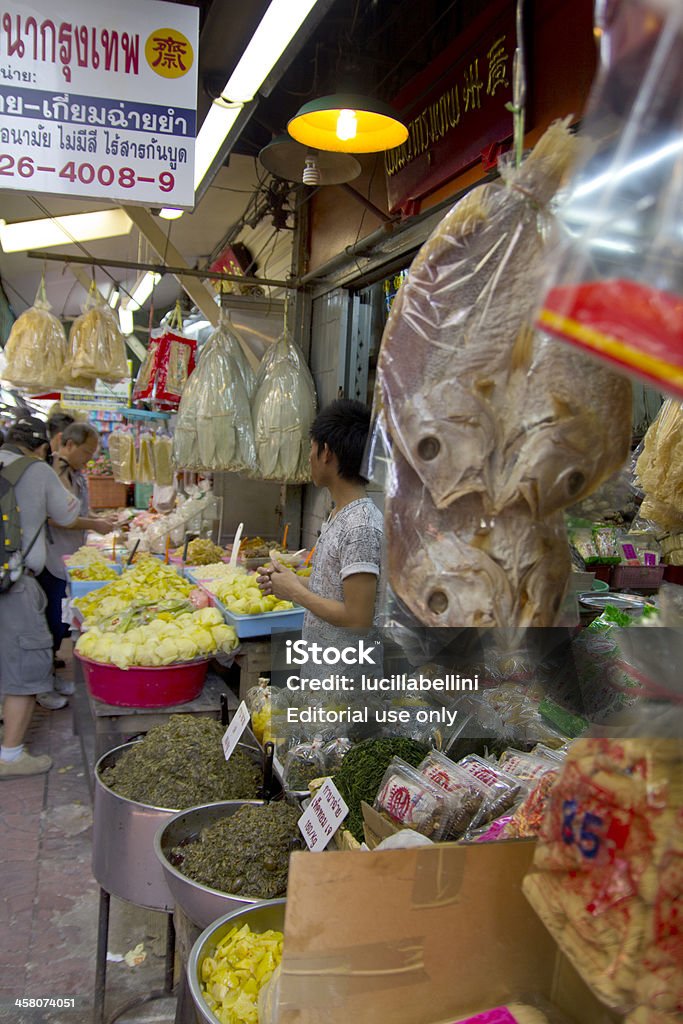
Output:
[54, 678, 75, 696]
[35, 691, 68, 710]
[0, 751, 52, 778]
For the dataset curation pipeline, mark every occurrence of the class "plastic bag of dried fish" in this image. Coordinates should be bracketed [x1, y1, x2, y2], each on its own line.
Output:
[252, 328, 317, 482]
[67, 286, 128, 382]
[373, 119, 631, 630]
[3, 280, 68, 391]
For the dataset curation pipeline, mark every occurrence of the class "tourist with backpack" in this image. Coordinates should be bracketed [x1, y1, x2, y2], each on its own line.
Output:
[0, 417, 79, 779]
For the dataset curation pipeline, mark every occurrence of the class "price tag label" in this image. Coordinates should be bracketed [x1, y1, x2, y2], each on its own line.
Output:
[221, 701, 250, 761]
[298, 778, 349, 853]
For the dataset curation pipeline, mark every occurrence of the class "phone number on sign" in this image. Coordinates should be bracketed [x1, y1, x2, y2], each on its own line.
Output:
[0, 155, 175, 191]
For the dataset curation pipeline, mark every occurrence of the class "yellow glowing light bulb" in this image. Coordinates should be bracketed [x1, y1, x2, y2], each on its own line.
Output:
[336, 109, 357, 142]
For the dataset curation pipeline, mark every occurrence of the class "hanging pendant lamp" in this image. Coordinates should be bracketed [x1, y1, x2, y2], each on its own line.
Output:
[287, 93, 408, 153]
[259, 135, 362, 185]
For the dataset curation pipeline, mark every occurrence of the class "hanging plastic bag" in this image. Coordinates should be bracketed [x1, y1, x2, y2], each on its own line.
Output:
[136, 431, 155, 483]
[66, 284, 128, 383]
[372, 119, 632, 630]
[536, 0, 683, 398]
[153, 435, 174, 487]
[3, 278, 68, 391]
[252, 327, 317, 482]
[133, 303, 197, 410]
[172, 364, 203, 469]
[109, 428, 136, 484]
[634, 399, 683, 532]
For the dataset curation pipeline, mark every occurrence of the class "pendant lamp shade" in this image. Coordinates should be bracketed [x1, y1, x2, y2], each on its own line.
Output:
[288, 93, 408, 153]
[258, 135, 362, 184]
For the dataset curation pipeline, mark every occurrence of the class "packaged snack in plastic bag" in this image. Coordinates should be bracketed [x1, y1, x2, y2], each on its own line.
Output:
[322, 737, 353, 774]
[136, 432, 155, 483]
[109, 428, 136, 484]
[456, 753, 525, 828]
[153, 435, 174, 487]
[133, 305, 197, 409]
[523, 733, 683, 1014]
[634, 400, 683, 532]
[67, 285, 128, 382]
[499, 749, 558, 783]
[282, 739, 325, 793]
[173, 309, 256, 473]
[418, 749, 490, 838]
[374, 756, 457, 840]
[252, 327, 317, 482]
[535, 0, 683, 399]
[3, 279, 68, 390]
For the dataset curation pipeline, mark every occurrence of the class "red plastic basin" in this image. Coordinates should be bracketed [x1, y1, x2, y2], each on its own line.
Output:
[75, 652, 209, 708]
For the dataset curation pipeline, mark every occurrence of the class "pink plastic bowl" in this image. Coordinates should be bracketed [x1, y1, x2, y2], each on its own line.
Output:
[75, 652, 209, 708]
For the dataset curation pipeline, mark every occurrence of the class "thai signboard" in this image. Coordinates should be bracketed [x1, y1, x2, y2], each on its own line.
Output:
[0, 0, 198, 207]
[385, 0, 515, 216]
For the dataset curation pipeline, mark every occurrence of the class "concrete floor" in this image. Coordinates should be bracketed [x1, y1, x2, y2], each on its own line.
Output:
[0, 651, 180, 1024]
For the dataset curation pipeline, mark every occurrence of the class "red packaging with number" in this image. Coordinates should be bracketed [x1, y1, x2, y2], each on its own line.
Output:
[523, 736, 683, 1015]
[133, 328, 197, 410]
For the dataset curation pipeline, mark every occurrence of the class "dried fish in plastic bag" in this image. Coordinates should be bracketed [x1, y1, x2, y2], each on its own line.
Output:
[67, 286, 128, 382]
[3, 280, 68, 390]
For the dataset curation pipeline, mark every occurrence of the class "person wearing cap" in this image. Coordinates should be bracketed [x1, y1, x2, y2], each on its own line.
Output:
[0, 417, 80, 778]
[37, 422, 115, 705]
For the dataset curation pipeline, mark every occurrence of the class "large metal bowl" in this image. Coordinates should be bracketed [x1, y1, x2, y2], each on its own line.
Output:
[93, 735, 273, 912]
[155, 800, 294, 929]
[188, 900, 286, 1024]
[93, 741, 179, 911]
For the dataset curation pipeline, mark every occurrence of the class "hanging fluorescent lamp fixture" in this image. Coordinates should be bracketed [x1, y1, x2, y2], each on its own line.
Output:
[0, 209, 133, 253]
[288, 93, 408, 153]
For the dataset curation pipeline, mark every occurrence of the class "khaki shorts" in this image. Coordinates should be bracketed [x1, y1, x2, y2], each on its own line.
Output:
[0, 575, 53, 695]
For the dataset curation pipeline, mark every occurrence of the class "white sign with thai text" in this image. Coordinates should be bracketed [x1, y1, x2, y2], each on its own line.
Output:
[0, 0, 198, 206]
[298, 778, 349, 853]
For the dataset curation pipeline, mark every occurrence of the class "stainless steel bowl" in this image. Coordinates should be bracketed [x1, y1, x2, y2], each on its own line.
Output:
[155, 800, 294, 929]
[188, 900, 286, 1024]
[93, 741, 178, 911]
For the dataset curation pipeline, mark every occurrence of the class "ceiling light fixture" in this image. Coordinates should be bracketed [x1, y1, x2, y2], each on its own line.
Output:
[288, 93, 408, 153]
[194, 0, 326, 198]
[258, 135, 361, 185]
[158, 208, 184, 221]
[107, 287, 120, 309]
[0, 209, 133, 253]
[119, 306, 134, 335]
[124, 271, 161, 312]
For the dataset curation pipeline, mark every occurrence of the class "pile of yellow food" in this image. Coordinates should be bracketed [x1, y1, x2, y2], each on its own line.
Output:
[74, 558, 192, 625]
[64, 546, 116, 566]
[172, 538, 226, 565]
[200, 923, 283, 1024]
[207, 569, 294, 616]
[69, 561, 119, 581]
[76, 607, 237, 669]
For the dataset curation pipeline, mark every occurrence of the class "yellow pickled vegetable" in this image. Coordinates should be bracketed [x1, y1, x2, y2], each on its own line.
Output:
[69, 561, 119, 581]
[74, 558, 191, 624]
[200, 923, 283, 1024]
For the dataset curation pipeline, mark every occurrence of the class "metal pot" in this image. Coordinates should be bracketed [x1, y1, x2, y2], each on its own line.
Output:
[188, 900, 286, 1024]
[93, 742, 178, 911]
[154, 800, 294, 930]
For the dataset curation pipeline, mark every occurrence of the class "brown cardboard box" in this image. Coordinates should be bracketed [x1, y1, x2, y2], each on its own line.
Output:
[277, 840, 622, 1024]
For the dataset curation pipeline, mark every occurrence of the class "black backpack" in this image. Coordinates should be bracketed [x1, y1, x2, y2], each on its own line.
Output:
[0, 455, 44, 593]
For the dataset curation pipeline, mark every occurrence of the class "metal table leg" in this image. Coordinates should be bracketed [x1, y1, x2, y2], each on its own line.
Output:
[93, 888, 110, 1024]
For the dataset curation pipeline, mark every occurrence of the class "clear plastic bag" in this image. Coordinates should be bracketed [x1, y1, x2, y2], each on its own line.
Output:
[133, 306, 197, 410]
[499, 749, 558, 783]
[634, 400, 683, 532]
[418, 749, 489, 839]
[108, 428, 136, 484]
[136, 432, 155, 483]
[153, 435, 174, 487]
[252, 327, 317, 482]
[282, 739, 325, 793]
[455, 753, 525, 829]
[3, 279, 68, 390]
[173, 309, 256, 473]
[67, 285, 128, 383]
[535, 0, 683, 399]
[374, 756, 458, 840]
[372, 118, 631, 629]
[322, 737, 353, 773]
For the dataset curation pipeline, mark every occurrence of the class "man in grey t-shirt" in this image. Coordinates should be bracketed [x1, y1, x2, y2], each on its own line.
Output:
[258, 400, 383, 648]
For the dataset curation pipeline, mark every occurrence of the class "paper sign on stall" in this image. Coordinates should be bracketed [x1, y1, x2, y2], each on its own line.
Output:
[221, 701, 250, 761]
[298, 778, 348, 852]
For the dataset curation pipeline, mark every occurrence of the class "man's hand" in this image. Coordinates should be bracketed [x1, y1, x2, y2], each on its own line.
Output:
[257, 560, 306, 602]
[91, 518, 117, 535]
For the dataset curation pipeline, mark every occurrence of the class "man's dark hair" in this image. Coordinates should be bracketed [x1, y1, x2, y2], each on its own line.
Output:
[47, 411, 75, 439]
[310, 399, 371, 482]
[6, 416, 49, 451]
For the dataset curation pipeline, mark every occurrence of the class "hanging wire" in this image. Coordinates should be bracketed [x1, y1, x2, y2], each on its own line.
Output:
[506, 0, 527, 168]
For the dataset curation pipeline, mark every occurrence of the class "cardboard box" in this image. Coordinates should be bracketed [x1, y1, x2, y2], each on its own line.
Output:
[277, 840, 622, 1024]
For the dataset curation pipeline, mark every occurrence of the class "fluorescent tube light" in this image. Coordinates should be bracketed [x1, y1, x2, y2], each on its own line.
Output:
[193, 0, 323, 193]
[221, 0, 320, 103]
[119, 307, 134, 335]
[0, 209, 133, 252]
[125, 272, 161, 312]
[108, 288, 120, 309]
